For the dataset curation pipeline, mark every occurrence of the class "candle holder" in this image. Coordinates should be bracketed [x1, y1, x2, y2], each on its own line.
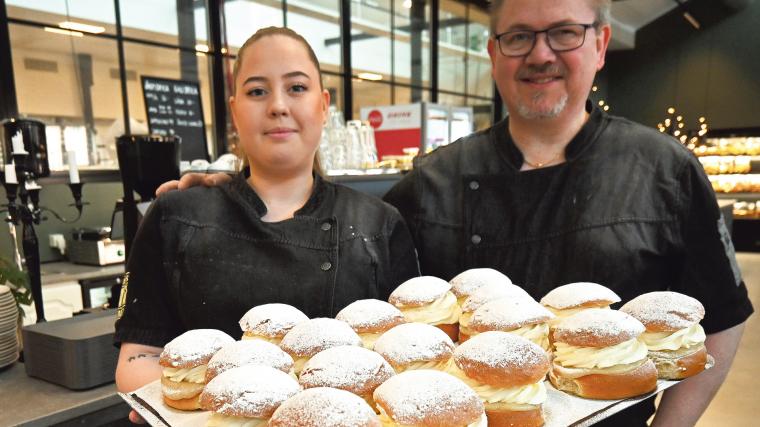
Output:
[2, 154, 87, 323]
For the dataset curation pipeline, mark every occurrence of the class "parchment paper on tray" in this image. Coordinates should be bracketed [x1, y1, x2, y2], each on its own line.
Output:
[119, 378, 679, 427]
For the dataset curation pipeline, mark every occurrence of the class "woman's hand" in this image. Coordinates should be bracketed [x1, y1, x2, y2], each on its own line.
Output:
[116, 343, 164, 424]
[155, 173, 232, 196]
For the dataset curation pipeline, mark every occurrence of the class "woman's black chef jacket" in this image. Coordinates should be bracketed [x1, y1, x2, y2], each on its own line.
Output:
[114, 171, 420, 347]
[384, 104, 753, 426]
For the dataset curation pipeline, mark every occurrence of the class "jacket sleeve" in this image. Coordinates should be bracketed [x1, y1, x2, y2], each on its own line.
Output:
[672, 156, 753, 334]
[113, 198, 183, 347]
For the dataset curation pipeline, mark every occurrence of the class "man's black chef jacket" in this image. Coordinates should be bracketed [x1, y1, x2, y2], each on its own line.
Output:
[115, 171, 420, 347]
[384, 104, 753, 426]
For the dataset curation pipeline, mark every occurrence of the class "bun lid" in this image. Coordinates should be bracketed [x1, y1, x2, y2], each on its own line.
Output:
[279, 318, 362, 358]
[373, 369, 484, 427]
[269, 387, 380, 427]
[389, 276, 451, 307]
[620, 291, 705, 332]
[159, 329, 235, 369]
[449, 268, 512, 299]
[552, 308, 645, 347]
[373, 322, 455, 366]
[335, 299, 405, 333]
[454, 331, 549, 388]
[299, 346, 394, 396]
[470, 298, 554, 332]
[540, 282, 621, 310]
[205, 339, 293, 382]
[238, 303, 309, 338]
[461, 283, 533, 314]
[200, 365, 300, 418]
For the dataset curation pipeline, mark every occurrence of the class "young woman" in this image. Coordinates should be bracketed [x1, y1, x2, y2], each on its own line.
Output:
[114, 27, 419, 417]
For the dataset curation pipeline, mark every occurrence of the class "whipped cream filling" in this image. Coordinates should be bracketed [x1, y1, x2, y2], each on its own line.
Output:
[400, 292, 461, 326]
[206, 413, 267, 427]
[553, 338, 648, 369]
[641, 324, 706, 351]
[292, 356, 310, 376]
[459, 312, 473, 329]
[359, 332, 383, 350]
[162, 365, 207, 383]
[510, 323, 550, 351]
[446, 364, 546, 405]
[396, 358, 452, 373]
[240, 334, 282, 345]
[378, 407, 487, 427]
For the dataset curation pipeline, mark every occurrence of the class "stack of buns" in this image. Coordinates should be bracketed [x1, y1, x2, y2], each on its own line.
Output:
[549, 308, 658, 400]
[621, 291, 709, 379]
[540, 282, 621, 325]
[388, 276, 461, 341]
[335, 299, 405, 349]
[146, 278, 713, 425]
[159, 329, 234, 410]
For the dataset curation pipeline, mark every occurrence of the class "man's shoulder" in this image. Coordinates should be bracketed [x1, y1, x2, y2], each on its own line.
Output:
[327, 180, 402, 219]
[604, 114, 694, 162]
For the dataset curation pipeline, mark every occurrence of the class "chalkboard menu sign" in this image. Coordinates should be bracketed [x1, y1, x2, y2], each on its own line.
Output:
[141, 76, 208, 161]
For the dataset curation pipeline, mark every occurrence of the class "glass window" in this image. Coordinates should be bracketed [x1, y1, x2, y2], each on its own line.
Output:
[9, 23, 122, 170]
[438, 92, 466, 108]
[287, 0, 342, 73]
[120, 0, 209, 48]
[394, 86, 431, 104]
[224, 0, 283, 56]
[124, 42, 216, 159]
[353, 80, 392, 119]
[468, 97, 493, 132]
[393, 0, 431, 93]
[438, 0, 467, 93]
[351, 0, 392, 81]
[6, 0, 116, 35]
[467, 8, 492, 99]
[324, 73, 344, 111]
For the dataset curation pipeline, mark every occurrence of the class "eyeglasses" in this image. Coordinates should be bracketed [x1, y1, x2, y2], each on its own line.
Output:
[494, 23, 598, 57]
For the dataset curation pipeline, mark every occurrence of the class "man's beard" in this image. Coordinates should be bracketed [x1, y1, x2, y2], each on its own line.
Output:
[516, 92, 568, 119]
[514, 63, 568, 119]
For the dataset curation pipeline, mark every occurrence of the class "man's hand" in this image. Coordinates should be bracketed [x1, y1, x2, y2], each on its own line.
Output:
[155, 173, 232, 196]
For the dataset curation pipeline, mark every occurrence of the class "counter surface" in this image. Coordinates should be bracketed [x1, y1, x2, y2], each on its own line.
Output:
[0, 362, 121, 426]
[40, 261, 124, 285]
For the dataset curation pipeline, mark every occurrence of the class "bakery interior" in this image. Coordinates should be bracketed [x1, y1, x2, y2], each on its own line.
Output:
[0, 0, 758, 425]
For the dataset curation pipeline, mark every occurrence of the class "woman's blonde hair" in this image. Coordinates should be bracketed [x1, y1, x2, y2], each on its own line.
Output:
[229, 26, 325, 175]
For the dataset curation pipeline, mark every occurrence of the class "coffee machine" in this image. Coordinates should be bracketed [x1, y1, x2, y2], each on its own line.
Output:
[116, 134, 181, 256]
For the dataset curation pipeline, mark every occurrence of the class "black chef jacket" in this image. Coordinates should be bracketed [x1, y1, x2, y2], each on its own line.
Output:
[115, 170, 420, 347]
[384, 103, 753, 426]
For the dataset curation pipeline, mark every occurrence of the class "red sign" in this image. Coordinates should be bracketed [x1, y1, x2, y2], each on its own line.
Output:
[368, 110, 383, 129]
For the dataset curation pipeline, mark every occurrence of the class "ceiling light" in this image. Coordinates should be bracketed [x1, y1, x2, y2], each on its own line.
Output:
[45, 27, 83, 37]
[58, 21, 105, 34]
[357, 72, 383, 81]
[667, 107, 675, 114]
[403, 0, 413, 9]
[195, 44, 209, 53]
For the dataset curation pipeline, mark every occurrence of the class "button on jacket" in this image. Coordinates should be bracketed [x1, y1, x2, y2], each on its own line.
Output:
[115, 171, 420, 347]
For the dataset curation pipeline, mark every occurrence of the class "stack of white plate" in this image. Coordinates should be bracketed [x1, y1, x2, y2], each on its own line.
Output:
[0, 285, 20, 369]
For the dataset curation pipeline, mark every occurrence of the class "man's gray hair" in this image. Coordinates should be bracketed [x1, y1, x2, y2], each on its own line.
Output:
[489, 0, 612, 34]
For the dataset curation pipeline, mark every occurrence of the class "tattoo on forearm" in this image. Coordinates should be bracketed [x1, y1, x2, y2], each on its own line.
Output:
[127, 353, 160, 363]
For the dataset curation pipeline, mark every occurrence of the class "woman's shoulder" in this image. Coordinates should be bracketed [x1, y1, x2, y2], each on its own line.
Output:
[325, 180, 403, 223]
[154, 184, 233, 220]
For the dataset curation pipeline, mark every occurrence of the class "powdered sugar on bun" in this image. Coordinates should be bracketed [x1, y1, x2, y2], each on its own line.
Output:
[373, 323, 455, 366]
[553, 309, 645, 348]
[200, 365, 300, 418]
[205, 340, 294, 382]
[373, 370, 484, 426]
[159, 329, 234, 369]
[620, 291, 705, 332]
[449, 268, 512, 299]
[389, 276, 451, 307]
[269, 387, 380, 427]
[299, 346, 394, 396]
[540, 282, 621, 309]
[461, 283, 533, 314]
[470, 298, 554, 332]
[279, 318, 361, 358]
[454, 331, 549, 387]
[335, 299, 405, 333]
[239, 303, 309, 338]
